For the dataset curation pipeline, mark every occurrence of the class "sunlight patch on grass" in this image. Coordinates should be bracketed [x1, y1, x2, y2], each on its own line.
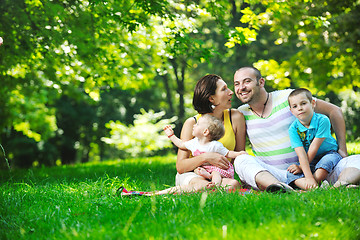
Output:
[347, 142, 360, 155]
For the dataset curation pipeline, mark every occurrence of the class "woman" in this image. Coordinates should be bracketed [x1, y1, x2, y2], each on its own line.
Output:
[173, 74, 246, 192]
[120, 74, 247, 196]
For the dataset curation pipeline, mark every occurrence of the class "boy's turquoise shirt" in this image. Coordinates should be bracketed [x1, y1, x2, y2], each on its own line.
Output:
[289, 112, 338, 156]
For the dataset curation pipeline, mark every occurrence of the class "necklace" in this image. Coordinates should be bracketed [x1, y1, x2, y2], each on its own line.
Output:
[249, 93, 269, 118]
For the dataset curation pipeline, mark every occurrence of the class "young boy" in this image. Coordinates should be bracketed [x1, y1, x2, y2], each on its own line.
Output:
[287, 88, 342, 190]
[164, 114, 248, 187]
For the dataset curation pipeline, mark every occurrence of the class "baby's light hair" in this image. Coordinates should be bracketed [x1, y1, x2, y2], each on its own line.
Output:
[288, 88, 313, 105]
[201, 115, 225, 141]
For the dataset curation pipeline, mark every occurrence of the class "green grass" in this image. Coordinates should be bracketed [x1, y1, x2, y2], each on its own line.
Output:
[1, 153, 360, 240]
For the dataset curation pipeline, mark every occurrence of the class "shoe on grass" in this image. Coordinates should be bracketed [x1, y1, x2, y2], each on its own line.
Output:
[265, 182, 294, 193]
[320, 180, 330, 189]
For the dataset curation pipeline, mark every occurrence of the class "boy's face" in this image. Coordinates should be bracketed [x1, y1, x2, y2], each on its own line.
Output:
[289, 92, 315, 125]
[192, 117, 209, 139]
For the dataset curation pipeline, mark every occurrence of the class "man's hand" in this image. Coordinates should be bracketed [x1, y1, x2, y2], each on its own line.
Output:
[338, 148, 348, 158]
[287, 164, 302, 174]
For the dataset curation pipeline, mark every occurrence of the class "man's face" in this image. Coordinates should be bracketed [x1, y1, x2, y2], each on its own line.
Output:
[234, 69, 260, 104]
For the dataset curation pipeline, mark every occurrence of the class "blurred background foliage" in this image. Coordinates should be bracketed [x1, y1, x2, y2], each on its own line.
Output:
[0, 0, 359, 168]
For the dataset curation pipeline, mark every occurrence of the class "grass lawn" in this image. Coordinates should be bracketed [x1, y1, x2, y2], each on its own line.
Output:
[1, 152, 360, 239]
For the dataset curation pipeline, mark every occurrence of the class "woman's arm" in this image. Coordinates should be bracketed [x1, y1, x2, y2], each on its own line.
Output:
[231, 109, 246, 152]
[314, 99, 348, 157]
[176, 117, 229, 174]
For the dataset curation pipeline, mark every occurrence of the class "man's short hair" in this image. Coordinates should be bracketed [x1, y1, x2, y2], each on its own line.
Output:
[236, 66, 262, 81]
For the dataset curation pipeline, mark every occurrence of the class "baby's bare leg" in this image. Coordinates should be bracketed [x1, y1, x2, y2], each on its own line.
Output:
[194, 167, 212, 180]
[211, 171, 222, 185]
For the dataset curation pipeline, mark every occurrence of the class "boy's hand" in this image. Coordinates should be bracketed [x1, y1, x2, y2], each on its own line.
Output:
[163, 125, 174, 137]
[287, 164, 302, 174]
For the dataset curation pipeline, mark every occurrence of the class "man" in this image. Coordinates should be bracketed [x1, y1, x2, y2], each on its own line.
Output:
[233, 66, 360, 191]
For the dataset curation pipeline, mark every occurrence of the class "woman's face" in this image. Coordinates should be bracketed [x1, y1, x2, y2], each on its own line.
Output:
[211, 79, 233, 110]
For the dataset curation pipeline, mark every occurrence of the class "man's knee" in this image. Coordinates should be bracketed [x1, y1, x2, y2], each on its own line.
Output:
[338, 167, 360, 184]
[234, 154, 255, 169]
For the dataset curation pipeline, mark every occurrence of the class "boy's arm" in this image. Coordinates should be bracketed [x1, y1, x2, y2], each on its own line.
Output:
[307, 137, 325, 163]
[226, 150, 248, 159]
[294, 147, 318, 188]
[163, 125, 187, 150]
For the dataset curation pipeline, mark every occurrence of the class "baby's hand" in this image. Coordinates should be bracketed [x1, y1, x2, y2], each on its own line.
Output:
[287, 164, 302, 174]
[239, 151, 248, 155]
[163, 125, 174, 137]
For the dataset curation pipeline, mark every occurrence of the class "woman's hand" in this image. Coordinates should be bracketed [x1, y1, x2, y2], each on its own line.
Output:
[201, 152, 230, 170]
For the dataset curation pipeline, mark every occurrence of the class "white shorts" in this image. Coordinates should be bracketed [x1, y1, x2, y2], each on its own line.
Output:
[234, 154, 287, 190]
[234, 154, 360, 189]
[327, 154, 360, 184]
[175, 172, 203, 186]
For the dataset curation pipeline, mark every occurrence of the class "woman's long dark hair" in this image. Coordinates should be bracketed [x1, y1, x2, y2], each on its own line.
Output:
[193, 74, 221, 114]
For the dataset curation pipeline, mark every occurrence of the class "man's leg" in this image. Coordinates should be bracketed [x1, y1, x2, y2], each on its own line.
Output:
[255, 171, 282, 190]
[333, 167, 360, 187]
[328, 155, 360, 187]
[234, 154, 290, 191]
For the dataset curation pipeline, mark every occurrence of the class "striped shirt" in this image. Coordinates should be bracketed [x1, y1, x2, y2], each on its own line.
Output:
[238, 89, 298, 170]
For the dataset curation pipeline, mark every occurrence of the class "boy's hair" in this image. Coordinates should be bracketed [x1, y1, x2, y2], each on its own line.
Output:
[288, 88, 313, 105]
[201, 115, 225, 141]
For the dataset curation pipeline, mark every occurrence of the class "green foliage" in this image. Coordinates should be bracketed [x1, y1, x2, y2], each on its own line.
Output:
[254, 59, 291, 90]
[255, 0, 360, 93]
[1, 0, 360, 168]
[1, 156, 360, 239]
[102, 109, 177, 157]
[339, 90, 360, 142]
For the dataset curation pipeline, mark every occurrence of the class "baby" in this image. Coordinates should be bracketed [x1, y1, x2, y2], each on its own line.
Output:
[164, 114, 247, 186]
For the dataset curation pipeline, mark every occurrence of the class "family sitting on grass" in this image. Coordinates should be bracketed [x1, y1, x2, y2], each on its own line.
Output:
[120, 67, 360, 197]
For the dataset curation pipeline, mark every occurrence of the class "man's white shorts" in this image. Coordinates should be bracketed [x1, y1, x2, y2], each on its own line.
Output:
[234, 154, 360, 189]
